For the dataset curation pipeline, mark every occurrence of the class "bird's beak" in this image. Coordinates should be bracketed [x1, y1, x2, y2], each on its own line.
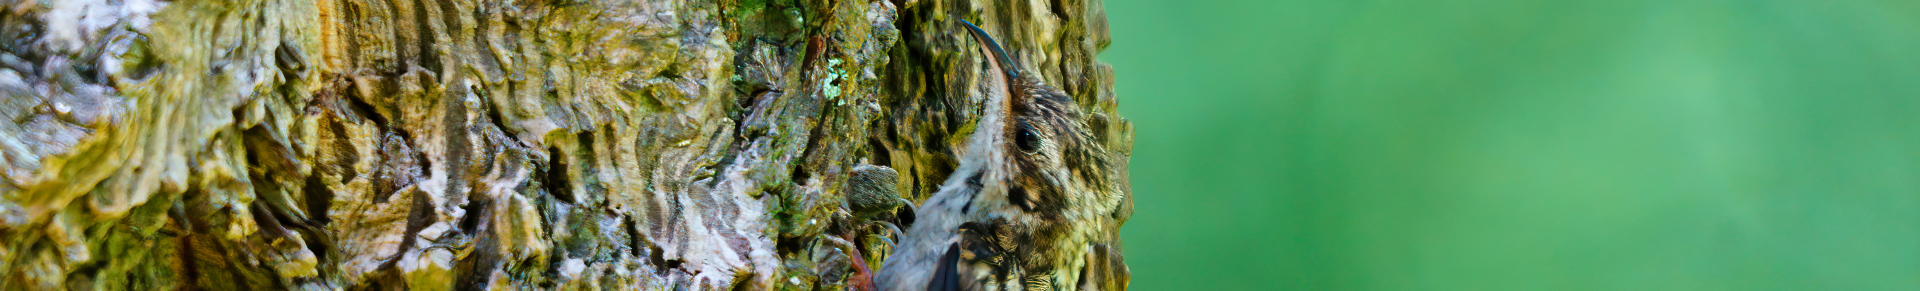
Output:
[959, 19, 1020, 80]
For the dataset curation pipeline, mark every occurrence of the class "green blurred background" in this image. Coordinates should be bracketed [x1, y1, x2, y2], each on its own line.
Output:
[1102, 1, 1920, 290]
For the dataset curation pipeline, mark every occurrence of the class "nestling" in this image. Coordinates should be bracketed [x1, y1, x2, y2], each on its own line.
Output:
[874, 19, 1132, 291]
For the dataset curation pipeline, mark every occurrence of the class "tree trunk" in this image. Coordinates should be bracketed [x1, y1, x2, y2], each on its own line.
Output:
[0, 0, 1130, 289]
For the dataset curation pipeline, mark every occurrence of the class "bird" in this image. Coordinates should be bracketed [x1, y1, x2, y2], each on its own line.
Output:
[874, 19, 1131, 291]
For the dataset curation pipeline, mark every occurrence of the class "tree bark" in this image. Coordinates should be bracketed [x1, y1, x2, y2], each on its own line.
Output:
[0, 0, 1130, 289]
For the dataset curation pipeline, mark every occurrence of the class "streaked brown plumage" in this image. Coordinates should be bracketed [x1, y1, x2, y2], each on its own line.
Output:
[875, 19, 1131, 291]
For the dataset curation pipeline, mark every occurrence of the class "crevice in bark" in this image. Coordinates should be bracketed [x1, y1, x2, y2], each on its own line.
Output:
[545, 146, 575, 203]
[453, 224, 502, 291]
[389, 189, 439, 268]
[868, 135, 891, 166]
[410, 0, 443, 75]
[326, 117, 363, 182]
[305, 174, 335, 225]
[459, 192, 491, 235]
[624, 215, 646, 258]
[649, 244, 683, 276]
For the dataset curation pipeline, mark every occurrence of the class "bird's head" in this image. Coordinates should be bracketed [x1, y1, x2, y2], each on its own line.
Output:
[876, 20, 1131, 291]
[956, 19, 1122, 226]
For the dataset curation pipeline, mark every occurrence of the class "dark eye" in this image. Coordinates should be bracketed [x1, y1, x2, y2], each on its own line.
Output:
[1015, 120, 1041, 154]
[1007, 185, 1032, 211]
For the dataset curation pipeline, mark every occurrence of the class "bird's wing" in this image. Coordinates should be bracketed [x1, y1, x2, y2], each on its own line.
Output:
[929, 243, 964, 291]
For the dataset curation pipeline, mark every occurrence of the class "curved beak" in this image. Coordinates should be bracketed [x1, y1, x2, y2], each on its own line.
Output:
[958, 19, 1020, 80]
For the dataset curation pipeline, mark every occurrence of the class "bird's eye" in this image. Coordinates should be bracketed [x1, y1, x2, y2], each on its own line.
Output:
[1015, 120, 1041, 154]
[1007, 185, 1032, 211]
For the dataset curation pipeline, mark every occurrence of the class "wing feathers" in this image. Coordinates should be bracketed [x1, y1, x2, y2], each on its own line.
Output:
[929, 243, 964, 291]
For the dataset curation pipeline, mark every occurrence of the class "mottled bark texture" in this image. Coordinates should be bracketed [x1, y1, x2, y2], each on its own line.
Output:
[0, 0, 1129, 289]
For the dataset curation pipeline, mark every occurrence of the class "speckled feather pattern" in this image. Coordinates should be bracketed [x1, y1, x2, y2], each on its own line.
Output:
[877, 19, 1128, 291]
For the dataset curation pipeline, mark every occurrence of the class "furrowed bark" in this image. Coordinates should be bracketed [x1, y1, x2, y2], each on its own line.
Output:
[0, 0, 1130, 289]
